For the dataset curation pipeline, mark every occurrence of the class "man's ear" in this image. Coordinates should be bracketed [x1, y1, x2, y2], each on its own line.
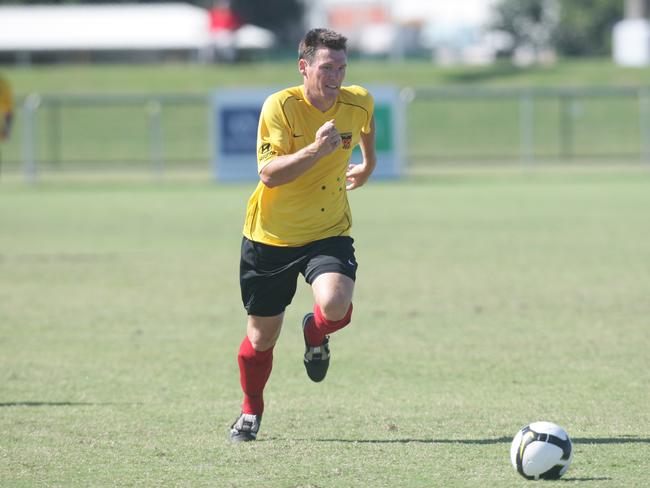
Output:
[298, 58, 308, 76]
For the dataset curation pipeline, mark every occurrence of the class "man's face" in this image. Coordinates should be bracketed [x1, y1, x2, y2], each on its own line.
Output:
[300, 47, 347, 111]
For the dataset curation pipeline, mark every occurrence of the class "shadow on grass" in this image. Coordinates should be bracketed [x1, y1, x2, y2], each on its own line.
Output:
[297, 436, 650, 445]
[560, 478, 612, 482]
[0, 401, 141, 407]
[573, 436, 650, 444]
[306, 437, 511, 445]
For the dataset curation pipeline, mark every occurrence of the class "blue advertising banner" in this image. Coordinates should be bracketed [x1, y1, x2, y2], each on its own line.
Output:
[220, 107, 260, 155]
[211, 86, 404, 182]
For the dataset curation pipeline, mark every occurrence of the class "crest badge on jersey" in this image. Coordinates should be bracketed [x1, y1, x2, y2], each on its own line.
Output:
[341, 132, 352, 150]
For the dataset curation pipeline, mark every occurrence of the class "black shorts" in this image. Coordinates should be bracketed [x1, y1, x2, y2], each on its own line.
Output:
[240, 235, 357, 317]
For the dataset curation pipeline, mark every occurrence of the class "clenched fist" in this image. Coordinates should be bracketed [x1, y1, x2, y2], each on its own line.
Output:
[315, 119, 341, 156]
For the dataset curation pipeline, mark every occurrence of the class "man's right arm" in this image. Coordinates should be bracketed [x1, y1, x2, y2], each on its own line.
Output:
[259, 119, 341, 188]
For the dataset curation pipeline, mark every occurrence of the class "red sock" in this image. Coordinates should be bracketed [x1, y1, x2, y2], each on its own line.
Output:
[237, 336, 273, 415]
[304, 303, 353, 346]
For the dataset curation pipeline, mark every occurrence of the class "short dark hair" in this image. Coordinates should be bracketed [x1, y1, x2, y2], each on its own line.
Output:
[298, 28, 347, 64]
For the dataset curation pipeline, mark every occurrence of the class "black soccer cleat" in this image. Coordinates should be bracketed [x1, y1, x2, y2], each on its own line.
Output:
[229, 413, 261, 443]
[302, 313, 330, 383]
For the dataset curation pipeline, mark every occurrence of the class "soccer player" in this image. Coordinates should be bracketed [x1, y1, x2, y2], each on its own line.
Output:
[0, 73, 13, 141]
[0, 73, 13, 178]
[230, 28, 377, 442]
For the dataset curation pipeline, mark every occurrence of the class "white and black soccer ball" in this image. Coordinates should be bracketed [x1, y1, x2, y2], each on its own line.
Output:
[510, 421, 573, 480]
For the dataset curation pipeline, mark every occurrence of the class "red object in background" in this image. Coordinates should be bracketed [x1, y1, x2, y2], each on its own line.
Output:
[209, 5, 243, 32]
[329, 5, 388, 29]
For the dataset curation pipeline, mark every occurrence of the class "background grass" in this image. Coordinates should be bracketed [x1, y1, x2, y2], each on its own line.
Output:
[1, 59, 650, 171]
[3, 59, 650, 94]
[1, 171, 649, 487]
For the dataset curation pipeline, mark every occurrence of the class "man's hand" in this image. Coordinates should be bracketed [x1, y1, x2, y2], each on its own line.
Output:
[346, 163, 372, 191]
[315, 119, 341, 157]
[259, 119, 343, 188]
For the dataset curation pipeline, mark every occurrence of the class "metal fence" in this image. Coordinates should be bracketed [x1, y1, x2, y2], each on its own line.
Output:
[405, 86, 650, 168]
[2, 86, 649, 181]
[3, 93, 210, 182]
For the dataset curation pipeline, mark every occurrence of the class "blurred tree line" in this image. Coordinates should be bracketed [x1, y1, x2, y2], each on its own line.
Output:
[492, 0, 626, 57]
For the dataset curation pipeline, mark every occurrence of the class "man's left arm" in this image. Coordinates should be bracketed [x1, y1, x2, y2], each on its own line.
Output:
[346, 116, 377, 191]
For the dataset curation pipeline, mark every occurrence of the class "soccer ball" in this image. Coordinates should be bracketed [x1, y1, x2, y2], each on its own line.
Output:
[510, 421, 573, 480]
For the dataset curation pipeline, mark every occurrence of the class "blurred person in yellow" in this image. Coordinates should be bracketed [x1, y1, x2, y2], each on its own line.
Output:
[229, 28, 377, 442]
[0, 74, 13, 141]
[0, 73, 13, 178]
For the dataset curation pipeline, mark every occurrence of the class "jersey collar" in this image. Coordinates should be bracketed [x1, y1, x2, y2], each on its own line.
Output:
[300, 85, 339, 117]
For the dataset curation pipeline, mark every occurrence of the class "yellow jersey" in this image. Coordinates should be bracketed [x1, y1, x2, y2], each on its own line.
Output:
[243, 85, 374, 247]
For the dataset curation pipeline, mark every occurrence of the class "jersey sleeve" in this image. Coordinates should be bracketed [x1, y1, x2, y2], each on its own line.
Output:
[256, 94, 291, 172]
[359, 87, 374, 134]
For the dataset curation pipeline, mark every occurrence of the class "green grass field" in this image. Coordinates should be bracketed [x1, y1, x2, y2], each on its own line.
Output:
[1, 171, 649, 487]
[3, 59, 650, 94]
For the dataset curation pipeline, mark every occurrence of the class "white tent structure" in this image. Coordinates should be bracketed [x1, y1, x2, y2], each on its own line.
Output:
[613, 0, 650, 67]
[0, 3, 275, 63]
[0, 3, 210, 51]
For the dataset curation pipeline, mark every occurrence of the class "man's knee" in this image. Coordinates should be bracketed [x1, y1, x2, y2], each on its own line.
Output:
[246, 314, 283, 351]
[319, 300, 352, 323]
[311, 272, 355, 322]
[317, 300, 353, 330]
[247, 335, 275, 352]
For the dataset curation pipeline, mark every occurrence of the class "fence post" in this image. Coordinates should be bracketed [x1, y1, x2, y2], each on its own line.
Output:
[639, 87, 650, 165]
[47, 98, 62, 169]
[519, 90, 534, 166]
[559, 93, 574, 161]
[22, 93, 40, 183]
[147, 99, 164, 178]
